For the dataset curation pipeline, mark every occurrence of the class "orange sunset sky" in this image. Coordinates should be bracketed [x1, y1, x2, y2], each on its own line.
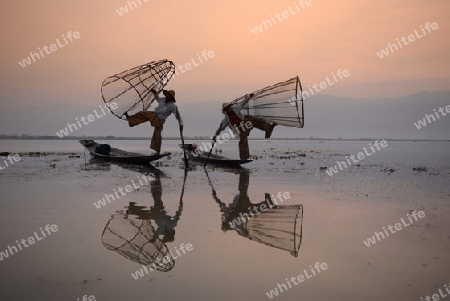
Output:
[1, 0, 449, 111]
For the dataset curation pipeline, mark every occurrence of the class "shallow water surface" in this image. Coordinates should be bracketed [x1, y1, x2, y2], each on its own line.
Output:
[0, 140, 449, 301]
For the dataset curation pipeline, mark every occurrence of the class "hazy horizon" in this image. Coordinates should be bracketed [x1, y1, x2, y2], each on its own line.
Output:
[1, 0, 449, 140]
[1, 90, 449, 141]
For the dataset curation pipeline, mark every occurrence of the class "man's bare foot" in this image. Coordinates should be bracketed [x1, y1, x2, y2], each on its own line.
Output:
[265, 123, 277, 139]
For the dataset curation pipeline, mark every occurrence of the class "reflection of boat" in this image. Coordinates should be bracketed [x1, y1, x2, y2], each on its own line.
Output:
[81, 154, 170, 180]
[205, 169, 303, 257]
[101, 171, 187, 271]
[181, 143, 252, 167]
[80, 139, 170, 164]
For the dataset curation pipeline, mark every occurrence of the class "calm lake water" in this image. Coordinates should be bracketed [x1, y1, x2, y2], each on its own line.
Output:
[0, 139, 449, 301]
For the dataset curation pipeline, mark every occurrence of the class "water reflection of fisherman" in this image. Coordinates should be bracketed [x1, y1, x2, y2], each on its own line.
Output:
[219, 169, 250, 236]
[102, 168, 188, 272]
[210, 169, 273, 237]
[126, 170, 183, 243]
[206, 169, 303, 257]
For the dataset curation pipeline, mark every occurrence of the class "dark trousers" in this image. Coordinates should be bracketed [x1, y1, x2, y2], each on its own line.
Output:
[238, 116, 271, 160]
[128, 111, 166, 152]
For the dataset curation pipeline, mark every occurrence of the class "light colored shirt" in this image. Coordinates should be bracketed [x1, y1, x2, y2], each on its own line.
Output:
[153, 92, 183, 126]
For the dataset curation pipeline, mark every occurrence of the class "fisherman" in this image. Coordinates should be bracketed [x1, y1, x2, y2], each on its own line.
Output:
[213, 93, 276, 160]
[124, 89, 183, 154]
[208, 169, 275, 236]
[126, 170, 183, 244]
[148, 171, 183, 243]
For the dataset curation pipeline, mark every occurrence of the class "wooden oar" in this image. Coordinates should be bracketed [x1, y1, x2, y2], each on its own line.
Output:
[204, 139, 216, 168]
[204, 122, 223, 167]
[179, 125, 189, 169]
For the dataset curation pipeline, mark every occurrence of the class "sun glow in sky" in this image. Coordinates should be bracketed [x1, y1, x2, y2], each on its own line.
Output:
[1, 0, 449, 110]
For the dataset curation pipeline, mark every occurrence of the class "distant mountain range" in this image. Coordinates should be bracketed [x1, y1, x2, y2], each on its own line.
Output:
[1, 90, 449, 140]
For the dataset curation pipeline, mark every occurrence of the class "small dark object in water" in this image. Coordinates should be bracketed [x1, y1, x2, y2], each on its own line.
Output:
[413, 167, 428, 172]
[94, 144, 111, 156]
[0, 152, 10, 156]
[27, 152, 46, 157]
[320, 167, 327, 170]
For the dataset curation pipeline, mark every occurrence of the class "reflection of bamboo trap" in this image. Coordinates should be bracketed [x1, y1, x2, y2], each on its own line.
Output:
[204, 168, 304, 257]
[101, 213, 174, 271]
[245, 194, 304, 257]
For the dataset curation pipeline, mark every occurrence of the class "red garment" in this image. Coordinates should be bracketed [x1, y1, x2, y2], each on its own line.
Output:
[227, 111, 242, 126]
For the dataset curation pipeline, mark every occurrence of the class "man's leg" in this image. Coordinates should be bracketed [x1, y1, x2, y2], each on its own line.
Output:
[127, 111, 155, 127]
[239, 127, 251, 160]
[244, 115, 276, 139]
[151, 173, 163, 207]
[149, 113, 166, 153]
[151, 126, 163, 153]
[244, 115, 270, 132]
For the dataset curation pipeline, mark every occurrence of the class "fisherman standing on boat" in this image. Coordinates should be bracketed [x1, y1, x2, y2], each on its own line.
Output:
[125, 89, 183, 154]
[213, 93, 276, 160]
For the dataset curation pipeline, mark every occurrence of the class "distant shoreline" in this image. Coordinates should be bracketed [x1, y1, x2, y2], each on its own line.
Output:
[0, 135, 448, 142]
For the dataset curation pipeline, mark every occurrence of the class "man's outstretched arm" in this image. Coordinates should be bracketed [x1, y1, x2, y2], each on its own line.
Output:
[175, 107, 184, 128]
[150, 88, 161, 103]
[213, 117, 228, 141]
[235, 93, 254, 110]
